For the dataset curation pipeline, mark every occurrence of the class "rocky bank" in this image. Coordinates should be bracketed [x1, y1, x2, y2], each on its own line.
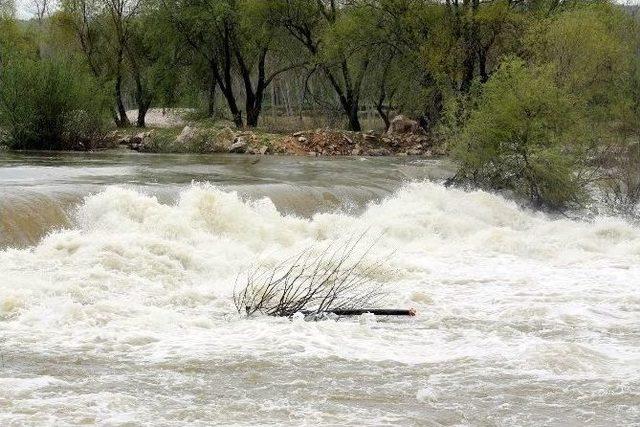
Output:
[114, 115, 444, 157]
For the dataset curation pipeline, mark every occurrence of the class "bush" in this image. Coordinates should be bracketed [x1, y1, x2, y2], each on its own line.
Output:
[451, 58, 592, 210]
[0, 56, 109, 150]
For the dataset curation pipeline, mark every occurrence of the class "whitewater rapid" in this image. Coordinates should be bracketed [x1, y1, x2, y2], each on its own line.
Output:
[1, 181, 639, 425]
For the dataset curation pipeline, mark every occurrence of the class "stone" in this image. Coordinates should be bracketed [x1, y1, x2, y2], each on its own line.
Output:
[293, 131, 305, 137]
[176, 126, 196, 145]
[368, 148, 391, 156]
[128, 132, 151, 151]
[228, 137, 248, 153]
[387, 115, 422, 135]
[259, 145, 269, 155]
[298, 136, 308, 143]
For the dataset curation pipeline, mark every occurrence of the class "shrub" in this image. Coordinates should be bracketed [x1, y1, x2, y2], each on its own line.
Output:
[451, 58, 592, 210]
[0, 56, 109, 150]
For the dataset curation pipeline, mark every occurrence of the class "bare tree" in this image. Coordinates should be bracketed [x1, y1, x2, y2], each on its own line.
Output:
[30, 0, 51, 23]
[234, 235, 392, 318]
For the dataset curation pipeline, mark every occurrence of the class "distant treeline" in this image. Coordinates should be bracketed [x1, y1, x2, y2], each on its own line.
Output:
[1, 0, 640, 212]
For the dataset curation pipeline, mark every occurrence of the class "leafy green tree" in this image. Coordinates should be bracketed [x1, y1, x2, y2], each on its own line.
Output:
[452, 58, 592, 209]
[526, 2, 633, 125]
[271, 0, 376, 131]
[0, 56, 109, 149]
[0, 0, 15, 18]
[61, 0, 131, 126]
[160, 0, 301, 127]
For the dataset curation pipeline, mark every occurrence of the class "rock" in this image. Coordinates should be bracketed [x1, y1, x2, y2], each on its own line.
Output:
[351, 147, 362, 156]
[368, 148, 391, 156]
[215, 127, 236, 151]
[228, 137, 248, 153]
[259, 145, 269, 155]
[129, 132, 152, 151]
[298, 136, 308, 143]
[176, 126, 196, 145]
[293, 131, 305, 137]
[387, 115, 422, 135]
[128, 134, 142, 146]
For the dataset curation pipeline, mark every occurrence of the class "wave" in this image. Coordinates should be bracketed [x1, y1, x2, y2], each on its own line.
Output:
[1, 182, 639, 367]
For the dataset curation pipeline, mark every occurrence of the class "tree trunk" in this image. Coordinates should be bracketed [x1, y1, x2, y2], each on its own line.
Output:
[219, 87, 243, 127]
[246, 103, 262, 127]
[137, 101, 150, 128]
[478, 47, 489, 83]
[460, 0, 480, 92]
[376, 103, 390, 131]
[215, 27, 243, 128]
[347, 102, 361, 132]
[127, 49, 150, 128]
[244, 77, 266, 128]
[207, 77, 216, 118]
[215, 78, 243, 127]
[460, 49, 475, 92]
[375, 81, 391, 131]
[114, 72, 129, 127]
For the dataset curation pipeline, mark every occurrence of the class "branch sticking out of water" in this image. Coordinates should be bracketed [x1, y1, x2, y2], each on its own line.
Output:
[233, 234, 393, 318]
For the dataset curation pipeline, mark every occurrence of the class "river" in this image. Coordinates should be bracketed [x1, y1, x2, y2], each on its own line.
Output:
[0, 151, 638, 425]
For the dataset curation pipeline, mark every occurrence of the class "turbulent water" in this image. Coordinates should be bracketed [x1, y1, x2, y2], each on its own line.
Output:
[0, 152, 639, 426]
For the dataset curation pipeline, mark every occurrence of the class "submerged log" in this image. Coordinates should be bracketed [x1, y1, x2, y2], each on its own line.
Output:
[301, 308, 416, 317]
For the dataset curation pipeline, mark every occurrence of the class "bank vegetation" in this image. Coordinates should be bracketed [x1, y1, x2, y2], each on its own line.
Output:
[1, 0, 640, 215]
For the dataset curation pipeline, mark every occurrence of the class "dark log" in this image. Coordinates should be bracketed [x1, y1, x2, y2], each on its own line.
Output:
[301, 308, 416, 317]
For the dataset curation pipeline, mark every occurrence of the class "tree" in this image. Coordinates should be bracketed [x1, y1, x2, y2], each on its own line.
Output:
[62, 0, 131, 126]
[452, 58, 592, 209]
[104, 0, 155, 127]
[272, 0, 376, 131]
[160, 0, 301, 128]
[0, 56, 109, 149]
[0, 0, 15, 18]
[526, 2, 634, 125]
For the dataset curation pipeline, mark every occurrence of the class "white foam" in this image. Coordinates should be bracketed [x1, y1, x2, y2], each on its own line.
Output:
[1, 182, 639, 423]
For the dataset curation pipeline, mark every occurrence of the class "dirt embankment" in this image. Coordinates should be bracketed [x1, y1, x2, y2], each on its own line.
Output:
[113, 116, 444, 157]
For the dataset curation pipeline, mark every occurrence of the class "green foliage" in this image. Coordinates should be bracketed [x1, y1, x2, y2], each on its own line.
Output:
[526, 2, 634, 123]
[2, 0, 640, 219]
[452, 58, 591, 209]
[0, 56, 109, 150]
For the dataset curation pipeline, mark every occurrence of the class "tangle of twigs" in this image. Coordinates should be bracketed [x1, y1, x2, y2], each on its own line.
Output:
[233, 234, 391, 318]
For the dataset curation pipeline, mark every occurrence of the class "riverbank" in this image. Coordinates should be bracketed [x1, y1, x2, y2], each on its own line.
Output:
[0, 109, 444, 157]
[112, 124, 444, 157]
